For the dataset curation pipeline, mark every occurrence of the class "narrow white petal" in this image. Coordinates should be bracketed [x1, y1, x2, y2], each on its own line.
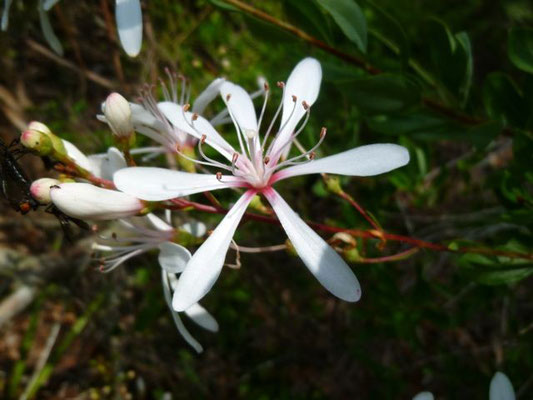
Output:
[220, 81, 258, 132]
[158, 101, 235, 160]
[182, 221, 207, 238]
[38, 0, 63, 55]
[269, 58, 322, 160]
[275, 144, 410, 182]
[43, 0, 60, 11]
[114, 167, 246, 201]
[87, 147, 127, 180]
[264, 188, 361, 302]
[146, 213, 173, 231]
[50, 183, 143, 220]
[115, 0, 142, 57]
[61, 139, 93, 172]
[172, 191, 255, 311]
[412, 392, 434, 400]
[161, 271, 203, 353]
[184, 303, 219, 332]
[1, 0, 13, 31]
[158, 242, 191, 274]
[193, 78, 226, 114]
[490, 372, 516, 400]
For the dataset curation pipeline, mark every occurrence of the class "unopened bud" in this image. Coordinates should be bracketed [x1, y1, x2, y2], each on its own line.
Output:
[50, 183, 146, 220]
[20, 129, 53, 155]
[30, 178, 61, 204]
[104, 93, 134, 138]
[27, 121, 52, 135]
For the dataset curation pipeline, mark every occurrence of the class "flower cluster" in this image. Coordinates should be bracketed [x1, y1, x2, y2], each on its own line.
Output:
[21, 58, 409, 351]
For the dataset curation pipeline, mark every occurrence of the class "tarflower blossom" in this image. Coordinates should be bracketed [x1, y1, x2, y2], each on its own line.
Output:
[2, 0, 143, 57]
[94, 214, 218, 353]
[114, 57, 410, 311]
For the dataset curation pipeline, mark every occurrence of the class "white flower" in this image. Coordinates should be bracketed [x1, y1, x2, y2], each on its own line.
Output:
[94, 214, 217, 352]
[30, 178, 61, 204]
[412, 392, 434, 400]
[114, 57, 410, 311]
[50, 182, 145, 220]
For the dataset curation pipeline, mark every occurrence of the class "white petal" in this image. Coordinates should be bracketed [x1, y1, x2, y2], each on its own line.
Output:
[182, 221, 207, 238]
[158, 101, 235, 160]
[115, 0, 142, 57]
[114, 167, 246, 201]
[38, 0, 63, 55]
[412, 392, 434, 400]
[490, 372, 516, 400]
[61, 139, 93, 172]
[161, 271, 203, 353]
[274, 144, 410, 182]
[87, 147, 127, 180]
[50, 183, 143, 220]
[42, 0, 61, 11]
[193, 78, 225, 114]
[184, 303, 219, 332]
[264, 188, 361, 302]
[269, 58, 322, 161]
[158, 242, 191, 274]
[172, 191, 255, 311]
[145, 213, 173, 231]
[1, 0, 13, 31]
[220, 81, 258, 132]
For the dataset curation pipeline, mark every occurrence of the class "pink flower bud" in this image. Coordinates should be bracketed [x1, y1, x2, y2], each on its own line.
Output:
[30, 178, 61, 204]
[20, 129, 54, 155]
[104, 93, 134, 138]
[50, 183, 146, 220]
[27, 121, 52, 135]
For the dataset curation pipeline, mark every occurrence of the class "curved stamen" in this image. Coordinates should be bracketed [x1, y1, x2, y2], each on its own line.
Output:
[272, 127, 327, 172]
[257, 82, 270, 133]
[261, 81, 285, 151]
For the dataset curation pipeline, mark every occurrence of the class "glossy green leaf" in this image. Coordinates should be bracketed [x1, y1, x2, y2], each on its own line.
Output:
[342, 74, 420, 113]
[508, 27, 533, 74]
[316, 0, 367, 53]
[284, 0, 333, 43]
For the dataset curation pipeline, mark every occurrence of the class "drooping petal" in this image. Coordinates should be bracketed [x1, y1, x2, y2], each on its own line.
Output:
[412, 392, 434, 400]
[1, 0, 13, 31]
[489, 372, 515, 400]
[273, 144, 410, 182]
[172, 191, 256, 311]
[38, 0, 63, 55]
[161, 270, 203, 353]
[158, 242, 191, 274]
[61, 139, 93, 172]
[182, 221, 207, 238]
[114, 167, 246, 201]
[263, 188, 361, 302]
[87, 147, 127, 180]
[158, 101, 235, 160]
[50, 183, 144, 220]
[184, 303, 219, 332]
[115, 0, 142, 57]
[220, 81, 258, 133]
[269, 58, 322, 161]
[193, 78, 226, 114]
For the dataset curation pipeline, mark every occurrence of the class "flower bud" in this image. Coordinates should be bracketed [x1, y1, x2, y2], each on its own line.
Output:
[104, 93, 134, 138]
[20, 129, 54, 155]
[27, 121, 52, 135]
[30, 178, 61, 204]
[50, 183, 146, 220]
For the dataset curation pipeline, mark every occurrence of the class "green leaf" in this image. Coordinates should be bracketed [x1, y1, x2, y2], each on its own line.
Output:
[508, 27, 533, 74]
[284, 0, 333, 44]
[455, 32, 473, 107]
[316, 0, 367, 53]
[483, 72, 527, 127]
[207, 0, 239, 11]
[342, 74, 420, 113]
